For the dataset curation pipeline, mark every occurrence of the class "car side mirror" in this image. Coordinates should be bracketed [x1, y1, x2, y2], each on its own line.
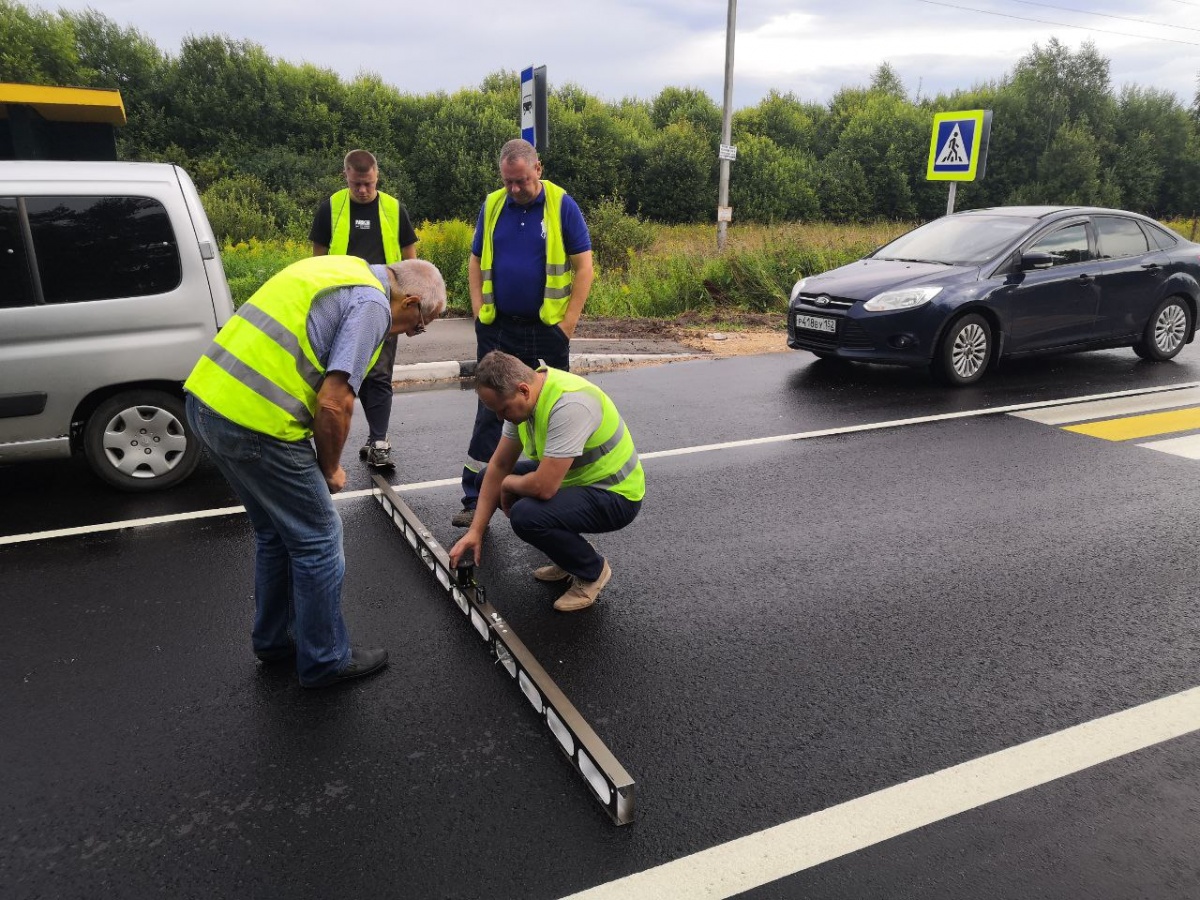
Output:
[1020, 250, 1055, 270]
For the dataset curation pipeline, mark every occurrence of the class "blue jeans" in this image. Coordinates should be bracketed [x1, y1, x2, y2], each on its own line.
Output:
[461, 314, 570, 508]
[186, 395, 350, 686]
[468, 461, 641, 582]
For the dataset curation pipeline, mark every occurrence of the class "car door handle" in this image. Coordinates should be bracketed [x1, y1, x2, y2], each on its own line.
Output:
[1076, 273, 1094, 282]
[1141, 262, 1161, 270]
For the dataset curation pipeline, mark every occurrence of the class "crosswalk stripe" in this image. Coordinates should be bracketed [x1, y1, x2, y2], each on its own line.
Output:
[1063, 406, 1200, 441]
[1138, 433, 1200, 459]
[1011, 386, 1200, 425]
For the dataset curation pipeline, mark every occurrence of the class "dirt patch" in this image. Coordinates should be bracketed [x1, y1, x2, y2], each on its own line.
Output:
[575, 313, 789, 358]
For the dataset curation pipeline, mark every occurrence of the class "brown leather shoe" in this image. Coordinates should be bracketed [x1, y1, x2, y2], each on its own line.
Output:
[533, 563, 571, 582]
[553, 560, 612, 612]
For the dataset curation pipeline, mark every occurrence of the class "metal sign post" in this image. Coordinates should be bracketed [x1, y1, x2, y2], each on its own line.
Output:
[371, 475, 635, 825]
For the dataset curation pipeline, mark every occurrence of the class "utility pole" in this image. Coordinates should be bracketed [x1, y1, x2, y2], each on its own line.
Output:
[717, 0, 737, 251]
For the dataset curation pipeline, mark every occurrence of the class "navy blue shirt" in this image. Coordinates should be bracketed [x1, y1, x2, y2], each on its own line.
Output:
[471, 187, 591, 319]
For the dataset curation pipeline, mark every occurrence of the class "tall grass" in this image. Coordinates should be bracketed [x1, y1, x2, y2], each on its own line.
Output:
[220, 220, 913, 315]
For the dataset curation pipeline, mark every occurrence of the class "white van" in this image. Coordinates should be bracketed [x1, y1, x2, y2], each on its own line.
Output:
[0, 161, 234, 490]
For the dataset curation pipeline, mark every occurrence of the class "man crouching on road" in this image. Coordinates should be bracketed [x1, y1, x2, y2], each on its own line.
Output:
[448, 350, 644, 611]
[184, 255, 446, 688]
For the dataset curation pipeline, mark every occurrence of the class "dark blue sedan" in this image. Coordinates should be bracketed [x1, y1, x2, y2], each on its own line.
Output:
[786, 206, 1200, 385]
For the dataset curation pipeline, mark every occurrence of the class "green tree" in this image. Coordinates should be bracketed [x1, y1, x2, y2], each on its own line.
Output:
[0, 0, 81, 84]
[727, 134, 819, 222]
[631, 120, 715, 223]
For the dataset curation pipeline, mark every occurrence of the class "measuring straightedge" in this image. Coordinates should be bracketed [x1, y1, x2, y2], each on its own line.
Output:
[370, 474, 635, 825]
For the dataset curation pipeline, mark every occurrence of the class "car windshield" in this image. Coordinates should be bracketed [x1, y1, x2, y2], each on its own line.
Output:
[872, 215, 1038, 267]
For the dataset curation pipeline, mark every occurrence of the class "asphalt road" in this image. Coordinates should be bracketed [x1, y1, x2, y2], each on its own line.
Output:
[4, 347, 1200, 899]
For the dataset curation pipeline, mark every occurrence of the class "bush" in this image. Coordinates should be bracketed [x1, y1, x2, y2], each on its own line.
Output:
[415, 219, 474, 313]
[586, 196, 657, 273]
[220, 238, 308, 307]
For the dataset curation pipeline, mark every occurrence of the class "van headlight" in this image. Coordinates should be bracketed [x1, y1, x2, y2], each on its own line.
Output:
[863, 286, 942, 312]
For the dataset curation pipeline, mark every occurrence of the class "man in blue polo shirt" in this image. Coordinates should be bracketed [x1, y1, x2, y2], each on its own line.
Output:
[453, 138, 595, 527]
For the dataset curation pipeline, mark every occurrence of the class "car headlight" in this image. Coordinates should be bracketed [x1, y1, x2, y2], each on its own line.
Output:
[789, 278, 807, 304]
[863, 286, 942, 312]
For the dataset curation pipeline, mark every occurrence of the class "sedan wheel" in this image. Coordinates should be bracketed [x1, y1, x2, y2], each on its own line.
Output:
[1133, 296, 1191, 361]
[82, 390, 200, 492]
[933, 313, 991, 386]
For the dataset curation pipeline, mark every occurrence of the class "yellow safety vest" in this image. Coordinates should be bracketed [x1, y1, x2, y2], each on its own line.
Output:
[185, 256, 386, 441]
[517, 368, 645, 502]
[478, 180, 573, 326]
[328, 188, 402, 263]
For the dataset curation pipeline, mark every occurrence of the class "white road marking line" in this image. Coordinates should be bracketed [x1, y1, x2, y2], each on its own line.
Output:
[5, 383, 1197, 547]
[1011, 385, 1200, 425]
[559, 685, 1200, 900]
[0, 478, 460, 546]
[1138, 433, 1200, 459]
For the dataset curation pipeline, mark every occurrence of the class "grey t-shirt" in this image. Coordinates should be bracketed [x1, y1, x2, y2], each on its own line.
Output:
[503, 391, 603, 457]
[304, 264, 391, 395]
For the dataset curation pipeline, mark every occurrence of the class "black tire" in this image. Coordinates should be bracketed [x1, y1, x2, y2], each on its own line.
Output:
[83, 390, 200, 492]
[1133, 295, 1191, 361]
[931, 313, 991, 386]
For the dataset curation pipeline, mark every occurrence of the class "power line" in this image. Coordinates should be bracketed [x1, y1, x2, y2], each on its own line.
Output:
[915, 0, 1200, 48]
[1004, 0, 1200, 35]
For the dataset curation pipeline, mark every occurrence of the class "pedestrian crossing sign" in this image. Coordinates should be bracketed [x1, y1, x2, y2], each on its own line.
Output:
[927, 110, 992, 181]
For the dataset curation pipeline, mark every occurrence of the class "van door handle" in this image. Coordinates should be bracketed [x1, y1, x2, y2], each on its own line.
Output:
[198, 241, 216, 260]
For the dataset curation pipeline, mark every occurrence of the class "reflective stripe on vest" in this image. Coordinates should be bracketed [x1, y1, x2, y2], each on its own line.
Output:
[478, 180, 572, 327]
[517, 368, 645, 502]
[329, 189, 402, 263]
[185, 256, 386, 441]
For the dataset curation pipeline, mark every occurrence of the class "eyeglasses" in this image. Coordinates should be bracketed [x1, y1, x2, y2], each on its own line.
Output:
[413, 303, 426, 335]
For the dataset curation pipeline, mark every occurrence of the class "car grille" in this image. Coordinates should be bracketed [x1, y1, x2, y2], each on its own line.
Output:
[796, 294, 855, 310]
[791, 315, 875, 351]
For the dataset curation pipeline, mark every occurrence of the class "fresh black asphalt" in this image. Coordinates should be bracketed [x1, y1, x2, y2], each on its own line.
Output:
[3, 348, 1200, 899]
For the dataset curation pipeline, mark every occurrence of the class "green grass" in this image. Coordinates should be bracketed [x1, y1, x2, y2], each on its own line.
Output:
[219, 220, 914, 315]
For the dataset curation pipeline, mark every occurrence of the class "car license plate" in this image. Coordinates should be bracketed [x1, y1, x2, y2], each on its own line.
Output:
[795, 313, 836, 334]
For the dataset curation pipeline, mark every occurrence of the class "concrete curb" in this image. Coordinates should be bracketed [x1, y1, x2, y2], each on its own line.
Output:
[391, 352, 695, 384]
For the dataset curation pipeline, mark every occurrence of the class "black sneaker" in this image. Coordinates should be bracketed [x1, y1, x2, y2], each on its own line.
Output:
[361, 441, 395, 470]
[301, 647, 389, 689]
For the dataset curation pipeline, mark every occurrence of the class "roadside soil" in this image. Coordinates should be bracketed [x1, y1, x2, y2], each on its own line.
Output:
[574, 311, 789, 358]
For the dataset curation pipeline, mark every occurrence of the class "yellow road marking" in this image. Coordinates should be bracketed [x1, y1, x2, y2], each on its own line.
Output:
[1064, 406, 1200, 441]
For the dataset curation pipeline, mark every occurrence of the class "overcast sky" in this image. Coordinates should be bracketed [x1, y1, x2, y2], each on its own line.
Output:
[46, 0, 1200, 108]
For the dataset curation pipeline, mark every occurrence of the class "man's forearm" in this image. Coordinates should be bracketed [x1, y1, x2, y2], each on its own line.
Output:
[313, 405, 352, 478]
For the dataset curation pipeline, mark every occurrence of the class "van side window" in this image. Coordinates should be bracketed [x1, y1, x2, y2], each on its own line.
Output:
[26, 196, 182, 304]
[0, 199, 35, 308]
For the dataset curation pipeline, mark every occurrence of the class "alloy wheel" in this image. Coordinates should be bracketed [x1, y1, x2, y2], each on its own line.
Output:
[1154, 303, 1187, 354]
[951, 322, 989, 379]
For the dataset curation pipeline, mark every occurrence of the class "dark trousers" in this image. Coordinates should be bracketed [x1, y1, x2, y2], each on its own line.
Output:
[467, 460, 641, 582]
[461, 315, 570, 507]
[359, 333, 399, 444]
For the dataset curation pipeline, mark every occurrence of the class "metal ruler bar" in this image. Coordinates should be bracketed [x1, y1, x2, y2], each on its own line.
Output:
[371, 474, 636, 825]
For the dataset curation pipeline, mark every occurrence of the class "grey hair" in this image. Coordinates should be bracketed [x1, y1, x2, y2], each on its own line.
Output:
[385, 259, 447, 319]
[344, 148, 378, 172]
[498, 138, 538, 169]
[475, 350, 536, 396]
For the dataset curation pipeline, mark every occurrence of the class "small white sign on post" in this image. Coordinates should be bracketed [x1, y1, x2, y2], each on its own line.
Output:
[718, 144, 738, 161]
[717, 206, 733, 222]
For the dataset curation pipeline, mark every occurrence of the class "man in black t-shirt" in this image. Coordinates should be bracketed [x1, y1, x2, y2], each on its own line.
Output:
[310, 149, 418, 469]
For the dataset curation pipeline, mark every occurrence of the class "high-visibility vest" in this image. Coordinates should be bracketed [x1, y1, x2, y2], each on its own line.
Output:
[478, 180, 572, 326]
[516, 368, 645, 502]
[328, 188, 402, 263]
[185, 256, 386, 441]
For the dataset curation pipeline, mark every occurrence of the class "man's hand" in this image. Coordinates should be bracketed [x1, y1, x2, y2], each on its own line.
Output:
[325, 465, 346, 494]
[500, 484, 520, 516]
[449, 531, 483, 568]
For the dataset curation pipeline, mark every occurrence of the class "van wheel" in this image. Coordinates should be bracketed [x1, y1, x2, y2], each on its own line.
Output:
[83, 390, 200, 492]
